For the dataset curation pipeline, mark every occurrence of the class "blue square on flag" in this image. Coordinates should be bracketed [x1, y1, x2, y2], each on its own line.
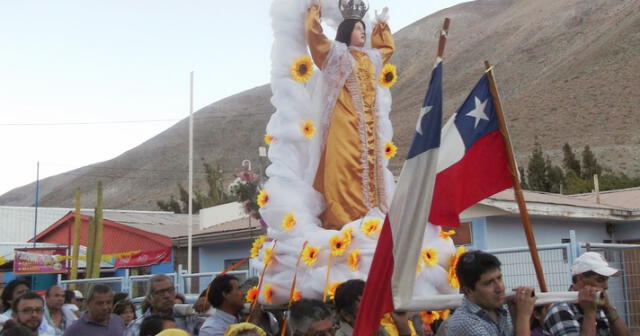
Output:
[407, 61, 443, 159]
[453, 76, 499, 151]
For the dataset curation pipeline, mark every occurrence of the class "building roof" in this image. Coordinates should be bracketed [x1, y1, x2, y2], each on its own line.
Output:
[569, 187, 640, 210]
[173, 217, 265, 247]
[79, 210, 199, 239]
[476, 188, 640, 221]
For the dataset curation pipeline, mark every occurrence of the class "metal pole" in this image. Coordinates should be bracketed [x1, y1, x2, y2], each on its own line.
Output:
[188, 71, 194, 276]
[33, 162, 40, 248]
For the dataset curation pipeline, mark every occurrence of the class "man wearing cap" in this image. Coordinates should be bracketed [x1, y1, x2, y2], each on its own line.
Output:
[543, 252, 630, 335]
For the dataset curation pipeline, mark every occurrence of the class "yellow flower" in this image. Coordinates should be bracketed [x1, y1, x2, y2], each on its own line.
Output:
[250, 235, 268, 258]
[263, 284, 274, 304]
[421, 248, 439, 267]
[263, 247, 274, 267]
[384, 142, 397, 159]
[439, 229, 456, 240]
[291, 56, 314, 83]
[302, 245, 320, 266]
[326, 281, 341, 301]
[420, 311, 440, 325]
[329, 234, 348, 257]
[301, 120, 316, 138]
[379, 63, 398, 88]
[292, 289, 302, 302]
[416, 256, 423, 274]
[342, 227, 353, 246]
[448, 246, 465, 289]
[264, 133, 273, 145]
[257, 190, 269, 208]
[348, 249, 360, 271]
[438, 309, 451, 320]
[361, 218, 381, 236]
[282, 213, 296, 231]
[246, 286, 258, 303]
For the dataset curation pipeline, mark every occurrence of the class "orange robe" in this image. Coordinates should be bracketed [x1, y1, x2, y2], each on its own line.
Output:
[305, 6, 394, 230]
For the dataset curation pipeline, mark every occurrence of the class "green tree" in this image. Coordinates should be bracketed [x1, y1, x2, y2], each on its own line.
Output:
[546, 157, 565, 193]
[562, 143, 581, 176]
[527, 141, 548, 191]
[156, 160, 231, 213]
[581, 145, 601, 179]
[518, 165, 528, 189]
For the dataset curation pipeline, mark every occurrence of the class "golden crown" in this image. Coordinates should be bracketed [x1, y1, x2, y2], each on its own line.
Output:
[339, 0, 369, 20]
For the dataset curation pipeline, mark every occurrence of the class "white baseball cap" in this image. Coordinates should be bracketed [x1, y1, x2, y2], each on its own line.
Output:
[571, 252, 619, 277]
[73, 290, 84, 300]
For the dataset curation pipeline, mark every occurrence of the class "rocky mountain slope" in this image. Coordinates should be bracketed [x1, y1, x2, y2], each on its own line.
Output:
[2, 0, 639, 209]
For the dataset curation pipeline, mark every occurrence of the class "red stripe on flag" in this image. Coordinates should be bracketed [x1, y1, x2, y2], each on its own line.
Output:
[429, 131, 513, 227]
[353, 216, 395, 335]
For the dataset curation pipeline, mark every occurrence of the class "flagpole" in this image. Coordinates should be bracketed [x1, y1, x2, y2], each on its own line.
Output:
[437, 18, 450, 58]
[483, 61, 548, 292]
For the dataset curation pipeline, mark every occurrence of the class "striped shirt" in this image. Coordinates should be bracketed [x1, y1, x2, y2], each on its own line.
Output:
[543, 302, 610, 336]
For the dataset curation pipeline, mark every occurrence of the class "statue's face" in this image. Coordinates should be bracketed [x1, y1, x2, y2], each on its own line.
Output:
[350, 22, 365, 47]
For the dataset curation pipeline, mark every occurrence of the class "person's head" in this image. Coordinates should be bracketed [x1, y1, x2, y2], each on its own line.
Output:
[224, 322, 267, 336]
[147, 274, 176, 315]
[64, 290, 75, 304]
[173, 292, 186, 305]
[139, 314, 176, 336]
[207, 274, 243, 313]
[44, 285, 65, 311]
[11, 292, 44, 332]
[112, 299, 137, 327]
[456, 250, 505, 311]
[289, 299, 333, 336]
[334, 279, 365, 325]
[2, 279, 30, 311]
[86, 284, 114, 324]
[72, 290, 84, 307]
[531, 304, 549, 330]
[571, 252, 619, 290]
[112, 292, 128, 305]
[335, 19, 366, 47]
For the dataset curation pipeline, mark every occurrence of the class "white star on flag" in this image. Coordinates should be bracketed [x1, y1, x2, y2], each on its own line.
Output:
[416, 106, 432, 135]
[466, 97, 489, 128]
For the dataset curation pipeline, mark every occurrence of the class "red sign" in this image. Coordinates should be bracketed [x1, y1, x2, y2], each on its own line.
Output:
[115, 248, 171, 268]
[14, 248, 67, 274]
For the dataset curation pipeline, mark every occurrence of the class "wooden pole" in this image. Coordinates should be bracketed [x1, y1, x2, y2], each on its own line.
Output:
[437, 18, 450, 58]
[92, 181, 104, 278]
[69, 189, 81, 288]
[484, 61, 548, 292]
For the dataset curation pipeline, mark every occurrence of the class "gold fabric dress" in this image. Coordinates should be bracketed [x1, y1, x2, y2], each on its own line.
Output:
[305, 6, 394, 230]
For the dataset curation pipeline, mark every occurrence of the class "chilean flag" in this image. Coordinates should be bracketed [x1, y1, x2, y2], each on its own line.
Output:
[429, 74, 513, 227]
[354, 70, 513, 335]
[354, 59, 443, 335]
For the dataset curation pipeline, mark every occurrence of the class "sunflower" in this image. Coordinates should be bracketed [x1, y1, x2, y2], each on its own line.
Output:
[383, 142, 397, 159]
[420, 311, 440, 325]
[292, 289, 302, 302]
[361, 218, 381, 236]
[439, 309, 451, 320]
[263, 247, 274, 267]
[342, 227, 353, 246]
[257, 190, 269, 208]
[282, 213, 296, 231]
[302, 245, 320, 266]
[301, 120, 316, 138]
[264, 133, 273, 145]
[263, 284, 274, 304]
[422, 248, 439, 267]
[291, 56, 314, 83]
[246, 286, 259, 303]
[326, 281, 341, 301]
[329, 234, 349, 257]
[439, 229, 456, 240]
[348, 249, 360, 271]
[447, 246, 466, 289]
[250, 235, 268, 258]
[379, 63, 398, 88]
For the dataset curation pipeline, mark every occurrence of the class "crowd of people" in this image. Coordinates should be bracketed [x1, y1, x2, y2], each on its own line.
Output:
[0, 251, 629, 335]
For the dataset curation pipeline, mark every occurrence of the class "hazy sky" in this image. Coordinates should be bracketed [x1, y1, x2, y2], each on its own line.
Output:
[0, 0, 465, 197]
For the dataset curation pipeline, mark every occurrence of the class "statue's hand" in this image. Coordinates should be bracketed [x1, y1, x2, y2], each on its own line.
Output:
[375, 7, 390, 23]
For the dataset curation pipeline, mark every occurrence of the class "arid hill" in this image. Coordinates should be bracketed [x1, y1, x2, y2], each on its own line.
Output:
[2, 0, 639, 209]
